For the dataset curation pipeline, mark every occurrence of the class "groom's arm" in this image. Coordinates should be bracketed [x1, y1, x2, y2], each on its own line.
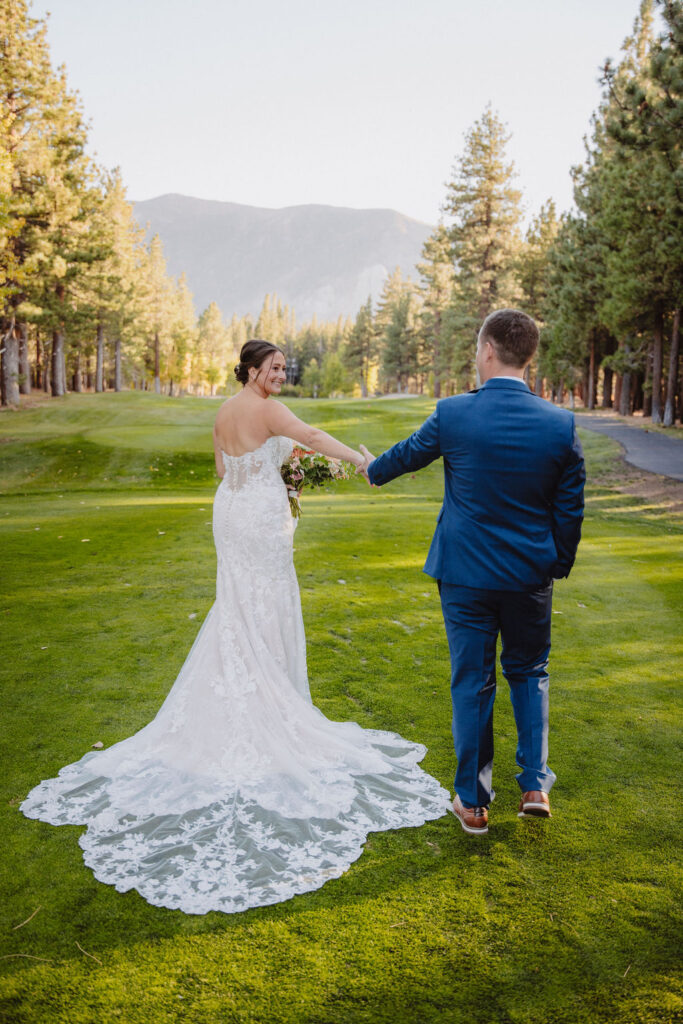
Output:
[550, 419, 585, 578]
[367, 405, 441, 486]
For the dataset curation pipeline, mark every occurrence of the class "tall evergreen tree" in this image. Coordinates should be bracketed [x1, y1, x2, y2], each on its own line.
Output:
[417, 223, 455, 397]
[196, 302, 229, 395]
[33, 69, 100, 397]
[441, 106, 523, 387]
[0, 0, 54, 404]
[80, 167, 145, 393]
[381, 290, 421, 393]
[344, 296, 375, 397]
[443, 106, 523, 319]
[600, 0, 683, 423]
[165, 273, 195, 396]
[142, 234, 173, 393]
[516, 200, 559, 395]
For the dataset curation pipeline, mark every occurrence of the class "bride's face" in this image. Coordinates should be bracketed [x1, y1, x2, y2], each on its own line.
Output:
[255, 352, 287, 396]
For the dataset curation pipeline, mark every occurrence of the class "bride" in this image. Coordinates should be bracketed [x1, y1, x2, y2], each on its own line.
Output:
[21, 340, 451, 914]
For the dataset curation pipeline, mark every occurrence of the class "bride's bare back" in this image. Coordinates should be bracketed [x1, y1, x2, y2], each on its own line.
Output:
[214, 390, 277, 457]
[213, 349, 363, 477]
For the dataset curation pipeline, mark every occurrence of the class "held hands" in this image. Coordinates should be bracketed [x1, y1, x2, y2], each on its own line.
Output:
[355, 444, 376, 485]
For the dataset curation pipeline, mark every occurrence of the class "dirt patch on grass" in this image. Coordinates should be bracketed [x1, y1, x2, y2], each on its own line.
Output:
[612, 457, 683, 517]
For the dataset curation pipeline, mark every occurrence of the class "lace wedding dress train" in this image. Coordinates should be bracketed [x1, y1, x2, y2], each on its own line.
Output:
[21, 436, 451, 914]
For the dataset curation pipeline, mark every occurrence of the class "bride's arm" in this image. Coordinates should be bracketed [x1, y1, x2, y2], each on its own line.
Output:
[265, 400, 364, 467]
[212, 427, 226, 478]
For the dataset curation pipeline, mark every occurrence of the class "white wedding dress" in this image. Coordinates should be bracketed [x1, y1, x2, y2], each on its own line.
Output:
[21, 436, 450, 914]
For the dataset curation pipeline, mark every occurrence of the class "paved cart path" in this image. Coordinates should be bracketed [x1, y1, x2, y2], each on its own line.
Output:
[575, 414, 683, 482]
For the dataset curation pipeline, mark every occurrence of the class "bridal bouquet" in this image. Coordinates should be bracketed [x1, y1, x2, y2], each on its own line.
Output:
[281, 447, 350, 518]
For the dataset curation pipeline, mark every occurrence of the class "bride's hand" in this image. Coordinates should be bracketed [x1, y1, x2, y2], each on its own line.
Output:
[356, 444, 375, 484]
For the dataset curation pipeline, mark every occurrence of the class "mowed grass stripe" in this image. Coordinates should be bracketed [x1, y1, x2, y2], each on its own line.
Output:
[0, 393, 681, 1024]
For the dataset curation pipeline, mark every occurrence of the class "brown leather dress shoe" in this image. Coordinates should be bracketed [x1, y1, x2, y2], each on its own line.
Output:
[518, 790, 551, 818]
[452, 793, 488, 835]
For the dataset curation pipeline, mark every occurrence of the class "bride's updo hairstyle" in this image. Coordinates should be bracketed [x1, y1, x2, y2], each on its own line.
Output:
[234, 340, 284, 386]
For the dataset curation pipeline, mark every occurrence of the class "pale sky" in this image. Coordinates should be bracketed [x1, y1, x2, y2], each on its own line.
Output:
[33, 0, 644, 225]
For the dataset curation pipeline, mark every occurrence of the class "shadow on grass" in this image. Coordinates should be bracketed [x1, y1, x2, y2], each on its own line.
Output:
[2, 397, 682, 1023]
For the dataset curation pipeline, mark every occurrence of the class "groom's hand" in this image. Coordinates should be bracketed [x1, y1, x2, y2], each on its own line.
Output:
[357, 444, 376, 484]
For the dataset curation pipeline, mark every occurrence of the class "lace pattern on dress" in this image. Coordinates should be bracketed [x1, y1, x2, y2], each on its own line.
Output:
[21, 435, 451, 914]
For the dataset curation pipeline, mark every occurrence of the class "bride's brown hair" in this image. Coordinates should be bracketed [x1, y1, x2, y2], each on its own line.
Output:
[234, 340, 284, 386]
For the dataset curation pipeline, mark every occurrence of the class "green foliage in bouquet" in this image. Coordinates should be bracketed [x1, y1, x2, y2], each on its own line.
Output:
[281, 446, 351, 517]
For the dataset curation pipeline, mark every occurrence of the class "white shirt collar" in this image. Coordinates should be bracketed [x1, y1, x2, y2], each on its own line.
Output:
[488, 375, 525, 382]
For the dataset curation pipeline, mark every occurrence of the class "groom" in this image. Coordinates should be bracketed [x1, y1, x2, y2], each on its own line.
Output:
[360, 309, 585, 835]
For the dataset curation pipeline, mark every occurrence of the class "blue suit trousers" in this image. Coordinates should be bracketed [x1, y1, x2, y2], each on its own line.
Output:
[439, 582, 556, 808]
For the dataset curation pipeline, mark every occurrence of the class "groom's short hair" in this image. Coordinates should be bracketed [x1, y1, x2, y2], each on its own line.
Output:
[479, 309, 539, 368]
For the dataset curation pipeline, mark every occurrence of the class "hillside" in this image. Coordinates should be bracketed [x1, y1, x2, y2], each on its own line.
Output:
[132, 194, 434, 321]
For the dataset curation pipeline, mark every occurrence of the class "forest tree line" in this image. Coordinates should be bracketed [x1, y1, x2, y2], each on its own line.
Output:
[1, 0, 681, 423]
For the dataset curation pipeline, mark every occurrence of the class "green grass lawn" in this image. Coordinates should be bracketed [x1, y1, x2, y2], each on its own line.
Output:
[1, 393, 681, 1024]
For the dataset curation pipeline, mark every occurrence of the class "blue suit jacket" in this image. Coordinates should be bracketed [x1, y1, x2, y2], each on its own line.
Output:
[367, 379, 585, 590]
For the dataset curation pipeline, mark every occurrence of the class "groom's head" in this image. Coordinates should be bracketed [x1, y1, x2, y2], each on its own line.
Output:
[476, 309, 539, 382]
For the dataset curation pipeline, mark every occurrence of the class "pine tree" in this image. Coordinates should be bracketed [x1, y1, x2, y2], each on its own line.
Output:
[32, 69, 101, 397]
[517, 201, 559, 323]
[196, 302, 229, 395]
[226, 313, 249, 386]
[166, 273, 196, 396]
[441, 106, 523, 389]
[255, 293, 279, 343]
[344, 297, 375, 397]
[516, 200, 559, 395]
[599, 0, 683, 423]
[381, 290, 421, 393]
[0, 0, 54, 404]
[417, 224, 455, 397]
[321, 350, 348, 397]
[542, 176, 616, 410]
[80, 168, 145, 393]
[443, 106, 523, 321]
[301, 357, 321, 397]
[141, 234, 173, 393]
[374, 267, 418, 391]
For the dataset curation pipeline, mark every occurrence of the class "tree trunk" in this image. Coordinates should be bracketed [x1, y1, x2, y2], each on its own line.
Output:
[34, 333, 42, 390]
[51, 283, 67, 397]
[96, 322, 105, 392]
[51, 330, 66, 397]
[43, 342, 51, 393]
[651, 310, 664, 424]
[557, 380, 565, 405]
[642, 344, 651, 417]
[602, 366, 613, 408]
[663, 308, 680, 427]
[154, 331, 161, 393]
[633, 373, 644, 415]
[18, 322, 30, 395]
[587, 335, 596, 410]
[1, 319, 20, 406]
[73, 347, 83, 392]
[114, 338, 122, 391]
[614, 373, 622, 412]
[619, 372, 631, 416]
[534, 373, 544, 398]
[433, 320, 441, 399]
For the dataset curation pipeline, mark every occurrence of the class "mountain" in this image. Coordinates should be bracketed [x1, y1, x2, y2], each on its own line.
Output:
[132, 194, 434, 322]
